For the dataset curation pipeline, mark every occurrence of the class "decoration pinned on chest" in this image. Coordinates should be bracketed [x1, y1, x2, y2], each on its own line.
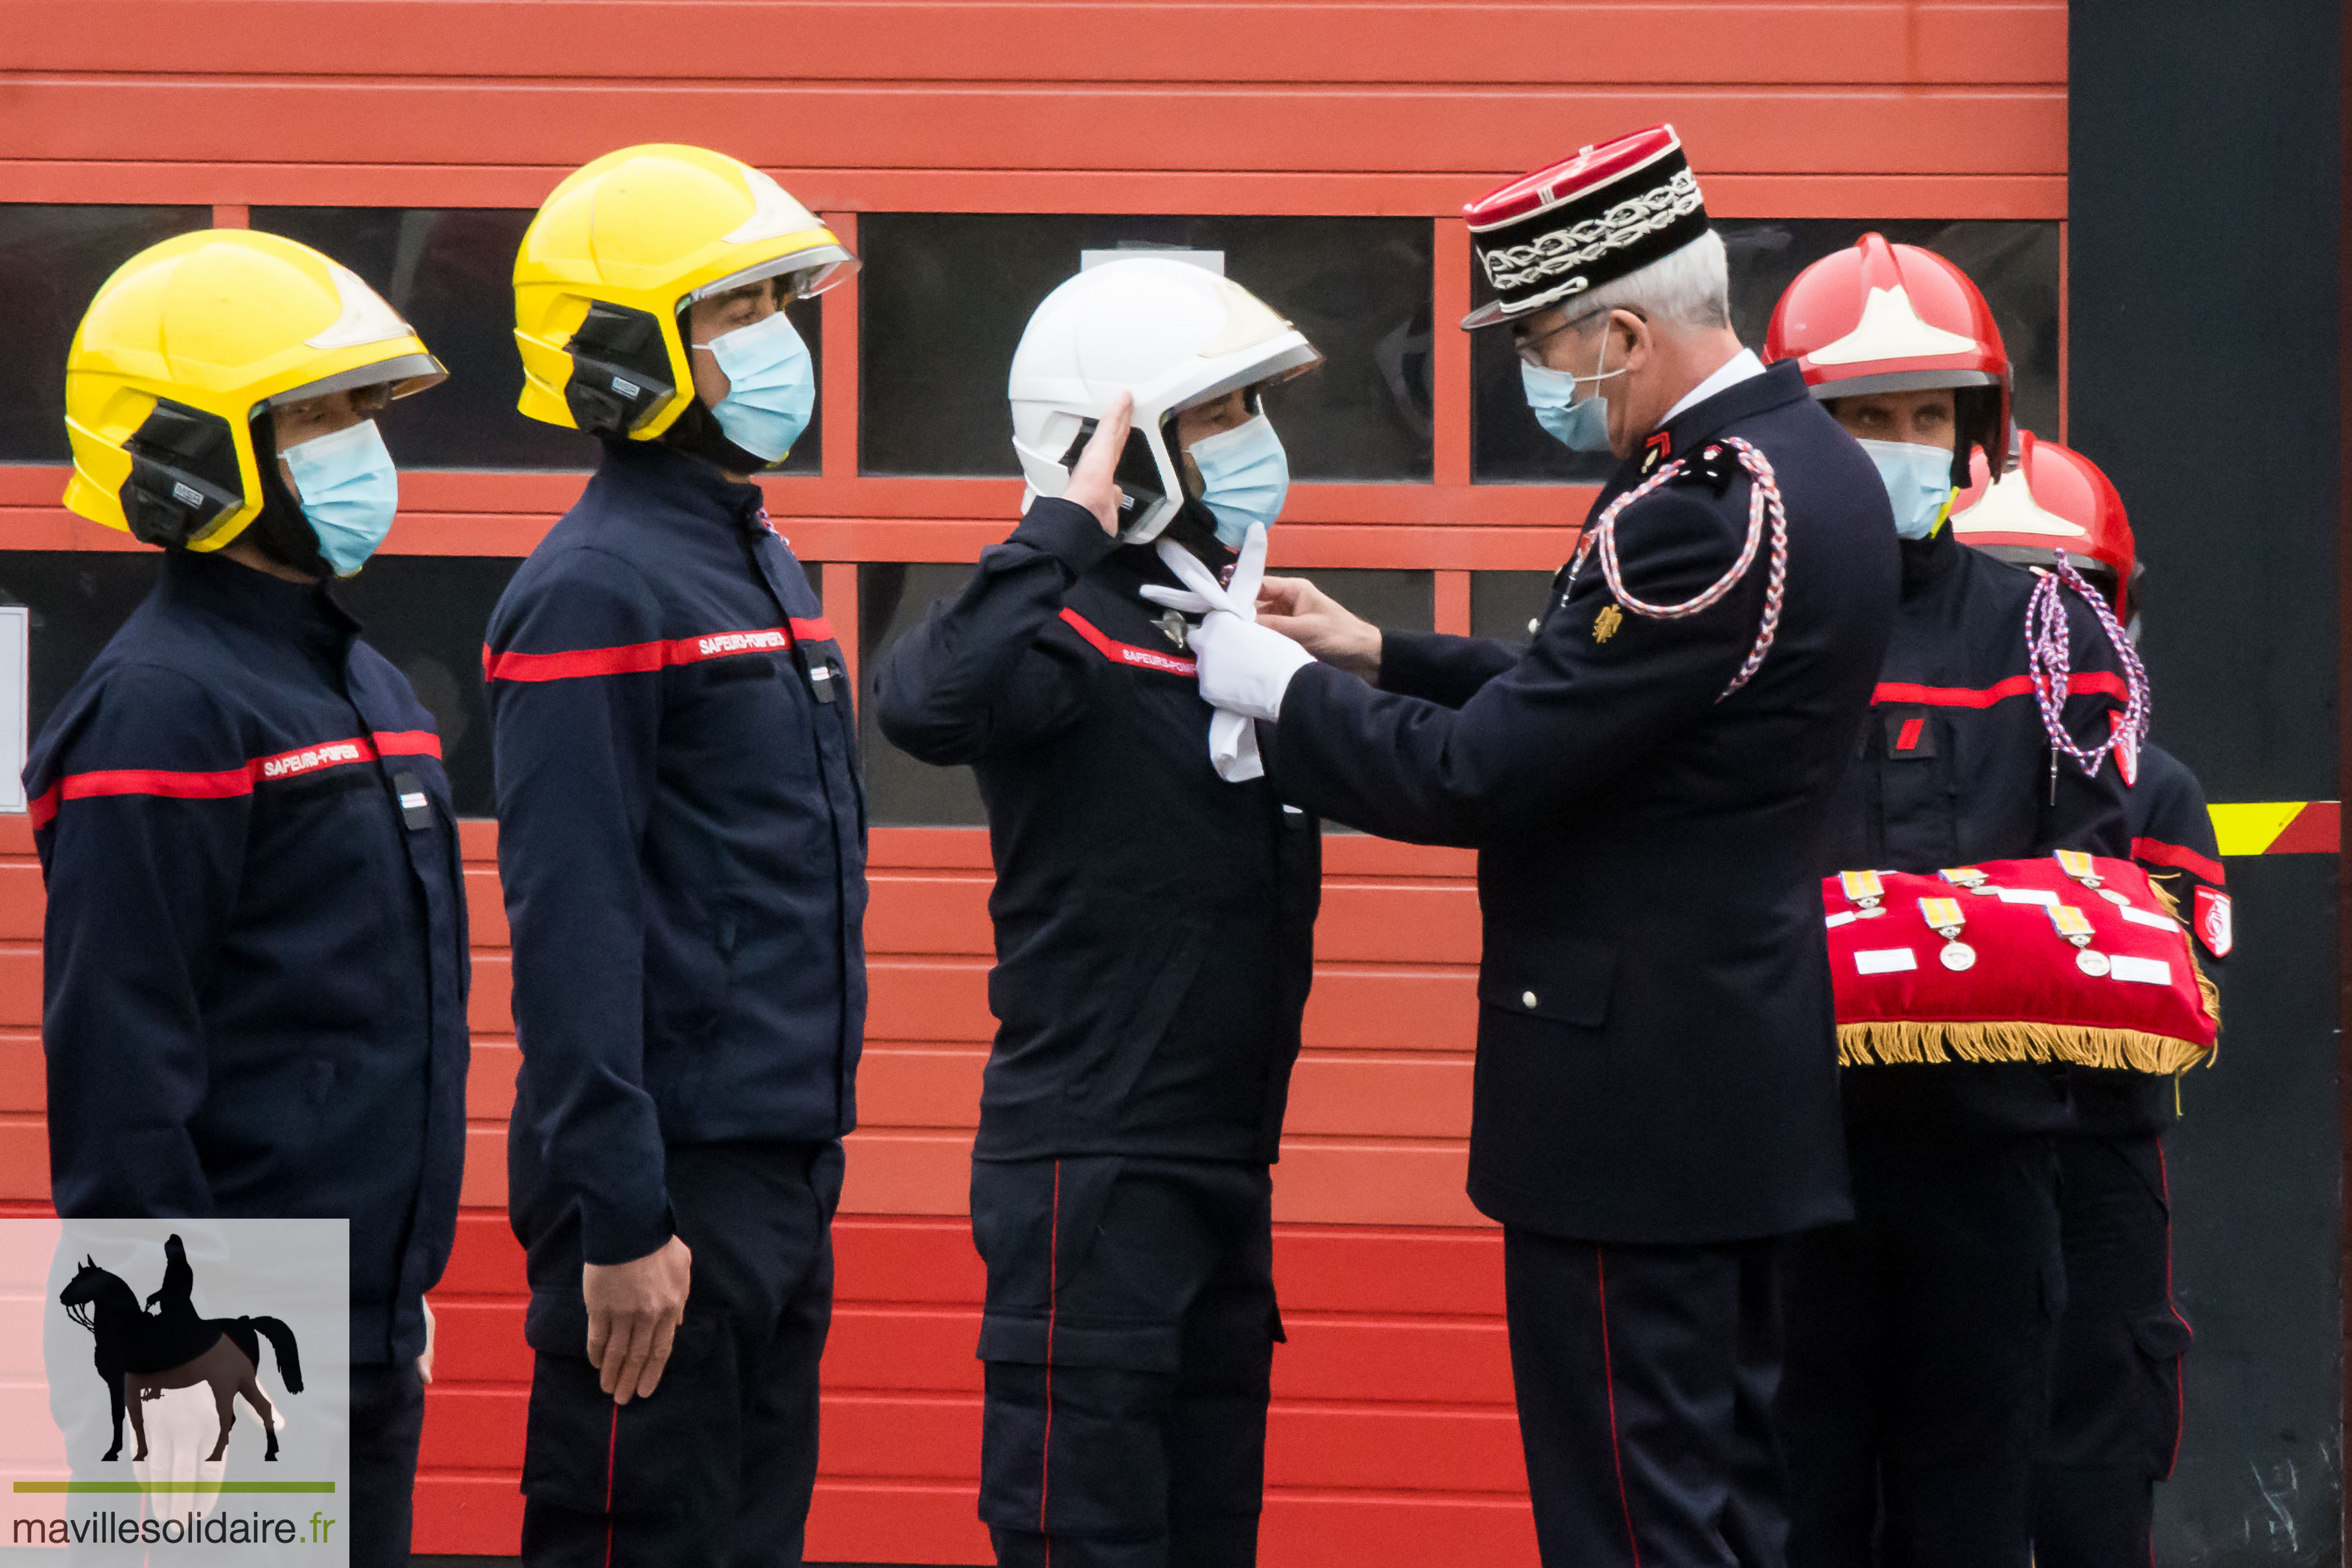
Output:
[1139, 522, 1273, 782]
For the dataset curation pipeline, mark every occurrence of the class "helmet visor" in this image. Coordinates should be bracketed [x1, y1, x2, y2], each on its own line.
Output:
[683, 244, 860, 306]
[265, 353, 449, 409]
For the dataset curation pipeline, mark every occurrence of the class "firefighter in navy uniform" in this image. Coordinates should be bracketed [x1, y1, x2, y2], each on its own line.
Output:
[872, 257, 1324, 1568]
[1951, 436, 2221, 1567]
[1762, 239, 2141, 1567]
[1183, 128, 1899, 1567]
[29, 229, 469, 1567]
[486, 146, 865, 1565]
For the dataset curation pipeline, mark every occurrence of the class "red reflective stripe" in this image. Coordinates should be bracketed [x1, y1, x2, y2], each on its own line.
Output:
[1894, 717, 1924, 753]
[1596, 1247, 1643, 1568]
[2133, 836, 2227, 887]
[29, 730, 427, 828]
[1057, 608, 1198, 677]
[1873, 671, 2129, 709]
[484, 622, 829, 684]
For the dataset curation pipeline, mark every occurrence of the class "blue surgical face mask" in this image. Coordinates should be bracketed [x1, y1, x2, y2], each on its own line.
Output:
[692, 309, 816, 463]
[281, 419, 398, 577]
[1186, 413, 1290, 548]
[1520, 330, 1625, 452]
[1856, 438, 1957, 540]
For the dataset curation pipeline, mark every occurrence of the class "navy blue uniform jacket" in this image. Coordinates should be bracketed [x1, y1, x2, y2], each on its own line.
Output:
[2080, 742, 2226, 1135]
[871, 498, 1318, 1164]
[1262, 361, 1897, 1244]
[486, 439, 864, 1269]
[1828, 526, 2133, 1135]
[27, 549, 470, 1364]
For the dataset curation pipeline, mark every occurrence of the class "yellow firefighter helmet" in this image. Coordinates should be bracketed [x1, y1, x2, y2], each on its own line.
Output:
[61, 228, 443, 552]
[513, 143, 855, 441]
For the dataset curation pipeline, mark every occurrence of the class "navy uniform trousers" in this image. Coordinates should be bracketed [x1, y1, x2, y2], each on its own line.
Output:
[513, 1137, 843, 1565]
[351, 1363, 427, 1566]
[2031, 1132, 2191, 1566]
[1505, 1231, 1792, 1568]
[972, 1156, 1280, 1568]
[1780, 1126, 2065, 1568]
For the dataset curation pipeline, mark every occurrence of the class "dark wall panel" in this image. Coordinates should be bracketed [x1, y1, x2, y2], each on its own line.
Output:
[2071, 2, 2342, 1560]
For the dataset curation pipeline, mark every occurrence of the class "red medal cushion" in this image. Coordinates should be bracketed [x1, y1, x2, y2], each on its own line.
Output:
[1824, 856, 2217, 1073]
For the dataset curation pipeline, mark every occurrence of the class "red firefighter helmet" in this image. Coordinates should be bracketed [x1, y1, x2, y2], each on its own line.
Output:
[1763, 233, 2010, 487]
[1951, 431, 2138, 617]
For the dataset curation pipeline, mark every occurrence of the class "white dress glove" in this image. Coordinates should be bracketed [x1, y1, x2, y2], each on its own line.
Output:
[1138, 525, 1291, 780]
[1190, 609, 1315, 723]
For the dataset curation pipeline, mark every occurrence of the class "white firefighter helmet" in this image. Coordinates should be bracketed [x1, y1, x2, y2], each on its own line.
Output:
[1007, 257, 1321, 543]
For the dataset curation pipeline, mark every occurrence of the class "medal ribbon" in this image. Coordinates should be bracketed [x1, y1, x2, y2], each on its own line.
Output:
[1840, 870, 1885, 904]
[2048, 904, 2094, 942]
[1919, 896, 1965, 937]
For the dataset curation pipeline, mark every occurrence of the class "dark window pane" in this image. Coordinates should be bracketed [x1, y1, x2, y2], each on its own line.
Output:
[1472, 570, 1558, 644]
[332, 556, 521, 815]
[0, 552, 162, 744]
[1472, 220, 2061, 483]
[1306, 570, 1435, 635]
[250, 208, 822, 474]
[0, 551, 515, 817]
[0, 205, 210, 462]
[859, 562, 987, 826]
[860, 215, 1431, 480]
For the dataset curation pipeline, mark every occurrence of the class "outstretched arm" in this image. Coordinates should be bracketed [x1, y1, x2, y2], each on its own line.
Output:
[1258, 488, 1759, 844]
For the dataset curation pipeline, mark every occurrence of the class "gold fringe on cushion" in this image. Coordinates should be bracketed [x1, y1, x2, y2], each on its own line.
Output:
[2136, 878, 2224, 1028]
[1839, 1019, 2211, 1075]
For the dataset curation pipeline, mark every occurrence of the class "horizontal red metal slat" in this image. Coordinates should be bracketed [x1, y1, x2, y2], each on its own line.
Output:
[1, 3, 2067, 87]
[3, 80, 2065, 176]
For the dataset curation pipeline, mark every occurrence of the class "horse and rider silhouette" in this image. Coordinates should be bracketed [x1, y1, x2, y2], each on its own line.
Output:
[59, 1235, 302, 1463]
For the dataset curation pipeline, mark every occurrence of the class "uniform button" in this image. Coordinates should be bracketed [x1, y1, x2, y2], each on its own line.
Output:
[1522, 991, 1539, 1009]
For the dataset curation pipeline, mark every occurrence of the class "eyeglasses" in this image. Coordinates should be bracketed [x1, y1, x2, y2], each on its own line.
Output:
[1512, 307, 1608, 368]
[1509, 306, 1649, 368]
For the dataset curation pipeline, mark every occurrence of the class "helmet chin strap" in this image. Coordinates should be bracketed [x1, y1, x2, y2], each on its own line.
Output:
[662, 396, 771, 478]
[242, 413, 333, 579]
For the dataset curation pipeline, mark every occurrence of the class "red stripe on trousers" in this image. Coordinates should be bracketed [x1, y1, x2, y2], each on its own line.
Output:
[1042, 1159, 1061, 1563]
[2158, 1144, 2188, 1480]
[604, 1402, 619, 1567]
[1595, 1248, 1643, 1568]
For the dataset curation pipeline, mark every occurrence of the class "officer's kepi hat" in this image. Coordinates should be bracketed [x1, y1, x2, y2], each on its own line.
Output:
[1461, 124, 1711, 331]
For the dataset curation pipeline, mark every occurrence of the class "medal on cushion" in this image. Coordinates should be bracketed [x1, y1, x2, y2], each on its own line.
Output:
[1940, 866, 1996, 896]
[1840, 869, 1888, 918]
[2049, 902, 2110, 976]
[2054, 848, 2132, 906]
[1920, 896, 1976, 971]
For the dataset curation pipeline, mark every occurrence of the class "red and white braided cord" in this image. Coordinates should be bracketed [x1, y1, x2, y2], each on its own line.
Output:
[2025, 550, 2151, 775]
[1567, 436, 1789, 699]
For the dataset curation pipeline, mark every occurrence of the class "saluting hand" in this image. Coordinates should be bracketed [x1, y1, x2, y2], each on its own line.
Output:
[1256, 576, 1383, 682]
[583, 1234, 693, 1405]
[1062, 392, 1134, 537]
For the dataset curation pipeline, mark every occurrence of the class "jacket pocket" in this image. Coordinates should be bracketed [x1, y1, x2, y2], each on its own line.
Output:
[1477, 929, 1617, 1028]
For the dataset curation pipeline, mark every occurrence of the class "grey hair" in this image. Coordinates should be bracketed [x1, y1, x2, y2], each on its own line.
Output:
[1572, 229, 1730, 332]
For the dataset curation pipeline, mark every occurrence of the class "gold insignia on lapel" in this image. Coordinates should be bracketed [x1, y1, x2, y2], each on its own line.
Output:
[1593, 604, 1623, 643]
[1152, 610, 1192, 651]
